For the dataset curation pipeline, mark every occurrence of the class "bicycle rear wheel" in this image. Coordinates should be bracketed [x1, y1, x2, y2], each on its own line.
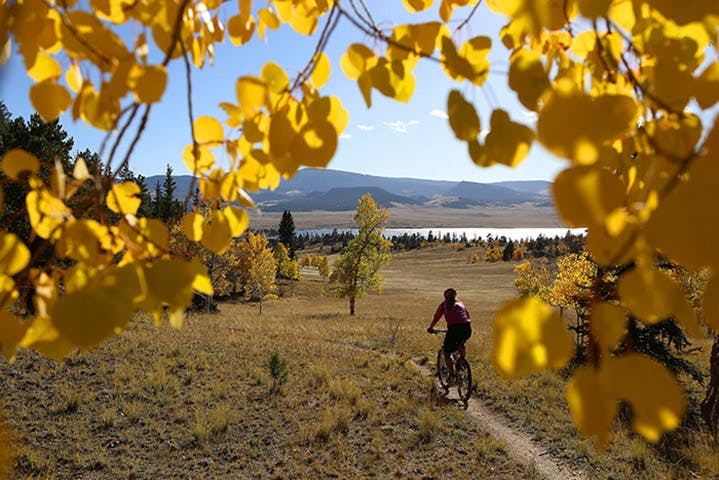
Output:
[455, 357, 472, 404]
[436, 348, 451, 390]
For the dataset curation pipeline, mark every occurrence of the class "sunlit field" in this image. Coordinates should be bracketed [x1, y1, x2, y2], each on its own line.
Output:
[1, 244, 717, 479]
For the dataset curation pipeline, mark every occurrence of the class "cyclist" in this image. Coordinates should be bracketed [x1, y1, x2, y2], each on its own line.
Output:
[427, 288, 472, 383]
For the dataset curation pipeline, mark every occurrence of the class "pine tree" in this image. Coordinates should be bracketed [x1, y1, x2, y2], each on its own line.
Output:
[328, 194, 391, 315]
[278, 210, 296, 259]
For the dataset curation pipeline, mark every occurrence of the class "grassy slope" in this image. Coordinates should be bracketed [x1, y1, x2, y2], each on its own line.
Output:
[1, 244, 717, 479]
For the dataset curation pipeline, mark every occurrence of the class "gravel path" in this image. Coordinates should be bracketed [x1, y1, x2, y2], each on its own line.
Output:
[415, 362, 588, 480]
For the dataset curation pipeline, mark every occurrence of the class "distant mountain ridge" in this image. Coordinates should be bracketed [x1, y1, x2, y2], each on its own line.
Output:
[146, 168, 552, 211]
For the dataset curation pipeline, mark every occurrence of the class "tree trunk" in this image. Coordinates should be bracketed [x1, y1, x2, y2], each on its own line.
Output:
[702, 335, 719, 436]
[349, 296, 355, 316]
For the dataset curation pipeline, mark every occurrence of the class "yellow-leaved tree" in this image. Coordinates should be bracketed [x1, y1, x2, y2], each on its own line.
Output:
[1, 0, 719, 451]
[328, 193, 391, 315]
[236, 231, 277, 314]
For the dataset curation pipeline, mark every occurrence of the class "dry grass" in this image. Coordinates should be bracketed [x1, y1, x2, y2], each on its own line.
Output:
[1, 243, 717, 479]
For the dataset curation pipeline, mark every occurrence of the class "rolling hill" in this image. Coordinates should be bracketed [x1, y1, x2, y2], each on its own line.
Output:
[146, 168, 552, 211]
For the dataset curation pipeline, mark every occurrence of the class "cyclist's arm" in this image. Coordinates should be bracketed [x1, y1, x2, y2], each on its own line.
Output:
[427, 303, 444, 332]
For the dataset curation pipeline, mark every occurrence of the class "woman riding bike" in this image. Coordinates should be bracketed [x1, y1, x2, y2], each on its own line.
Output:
[426, 288, 472, 383]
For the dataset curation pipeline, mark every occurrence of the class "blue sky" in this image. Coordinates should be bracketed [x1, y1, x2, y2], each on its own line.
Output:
[0, 1, 568, 183]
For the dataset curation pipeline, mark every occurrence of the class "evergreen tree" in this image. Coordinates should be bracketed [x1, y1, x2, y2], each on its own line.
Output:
[161, 164, 182, 221]
[278, 210, 296, 258]
[502, 240, 515, 261]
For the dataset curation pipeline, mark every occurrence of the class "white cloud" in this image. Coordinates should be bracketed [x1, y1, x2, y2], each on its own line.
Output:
[340, 133, 352, 139]
[430, 109, 448, 119]
[480, 129, 490, 141]
[383, 120, 420, 133]
[523, 111, 538, 123]
[357, 124, 375, 131]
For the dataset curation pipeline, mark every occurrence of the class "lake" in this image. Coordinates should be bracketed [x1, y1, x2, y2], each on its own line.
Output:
[296, 227, 586, 241]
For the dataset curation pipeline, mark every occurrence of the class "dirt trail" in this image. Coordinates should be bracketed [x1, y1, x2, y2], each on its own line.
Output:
[414, 362, 588, 480]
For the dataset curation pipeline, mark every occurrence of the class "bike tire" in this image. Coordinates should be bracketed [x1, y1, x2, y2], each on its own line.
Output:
[455, 357, 472, 404]
[436, 348, 451, 390]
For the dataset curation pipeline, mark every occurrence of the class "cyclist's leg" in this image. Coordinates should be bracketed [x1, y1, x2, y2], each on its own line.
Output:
[444, 351, 455, 376]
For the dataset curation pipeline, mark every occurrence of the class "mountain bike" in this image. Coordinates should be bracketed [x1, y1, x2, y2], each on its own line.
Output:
[431, 329, 472, 406]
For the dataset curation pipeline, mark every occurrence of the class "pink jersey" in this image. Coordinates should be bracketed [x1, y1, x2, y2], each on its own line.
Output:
[433, 300, 471, 326]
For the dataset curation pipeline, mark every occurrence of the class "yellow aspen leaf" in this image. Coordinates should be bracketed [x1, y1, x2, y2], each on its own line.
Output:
[566, 364, 617, 450]
[487, 0, 576, 35]
[402, 0, 435, 13]
[119, 217, 168, 258]
[492, 296, 574, 377]
[0, 233, 30, 275]
[439, 0, 454, 22]
[236, 75, 268, 119]
[194, 115, 224, 146]
[139, 259, 195, 325]
[577, 0, 611, 18]
[539, 84, 639, 162]
[459, 36, 491, 86]
[370, 58, 415, 103]
[645, 142, 719, 270]
[440, 36, 476, 82]
[223, 205, 249, 236]
[694, 61, 719, 109]
[30, 81, 71, 122]
[357, 71, 373, 108]
[553, 166, 626, 228]
[478, 109, 535, 167]
[129, 65, 167, 104]
[58, 219, 113, 266]
[340, 43, 374, 80]
[189, 257, 213, 295]
[258, 7, 280, 30]
[308, 96, 349, 135]
[26, 189, 72, 239]
[585, 220, 638, 266]
[201, 210, 232, 254]
[261, 62, 289, 95]
[447, 90, 480, 141]
[227, 14, 256, 46]
[220, 170, 241, 202]
[590, 302, 627, 354]
[2, 148, 39, 180]
[106, 181, 141, 215]
[199, 169, 224, 201]
[0, 311, 26, 362]
[182, 212, 204, 241]
[618, 263, 702, 336]
[220, 102, 244, 129]
[570, 31, 596, 59]
[608, 0, 635, 31]
[20, 315, 75, 360]
[72, 157, 91, 181]
[0, 275, 16, 311]
[26, 52, 61, 82]
[509, 49, 549, 111]
[287, 3, 319, 35]
[90, 0, 130, 23]
[702, 273, 719, 332]
[291, 120, 338, 169]
[605, 354, 686, 442]
[59, 10, 128, 68]
[311, 52, 331, 89]
[0, 37, 10, 67]
[648, 114, 702, 159]
[182, 144, 215, 174]
[51, 289, 133, 348]
[648, 0, 719, 25]
[0, 412, 14, 480]
[468, 139, 491, 167]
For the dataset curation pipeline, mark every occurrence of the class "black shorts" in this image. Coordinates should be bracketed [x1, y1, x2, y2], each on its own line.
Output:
[443, 323, 472, 353]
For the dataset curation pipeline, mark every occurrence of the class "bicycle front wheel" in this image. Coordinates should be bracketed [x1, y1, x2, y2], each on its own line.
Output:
[436, 348, 451, 390]
[455, 357, 472, 404]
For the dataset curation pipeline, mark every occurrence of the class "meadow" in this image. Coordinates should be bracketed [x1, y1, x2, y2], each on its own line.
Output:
[1, 243, 717, 479]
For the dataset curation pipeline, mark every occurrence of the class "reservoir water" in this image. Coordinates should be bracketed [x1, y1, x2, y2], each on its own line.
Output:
[296, 227, 586, 241]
